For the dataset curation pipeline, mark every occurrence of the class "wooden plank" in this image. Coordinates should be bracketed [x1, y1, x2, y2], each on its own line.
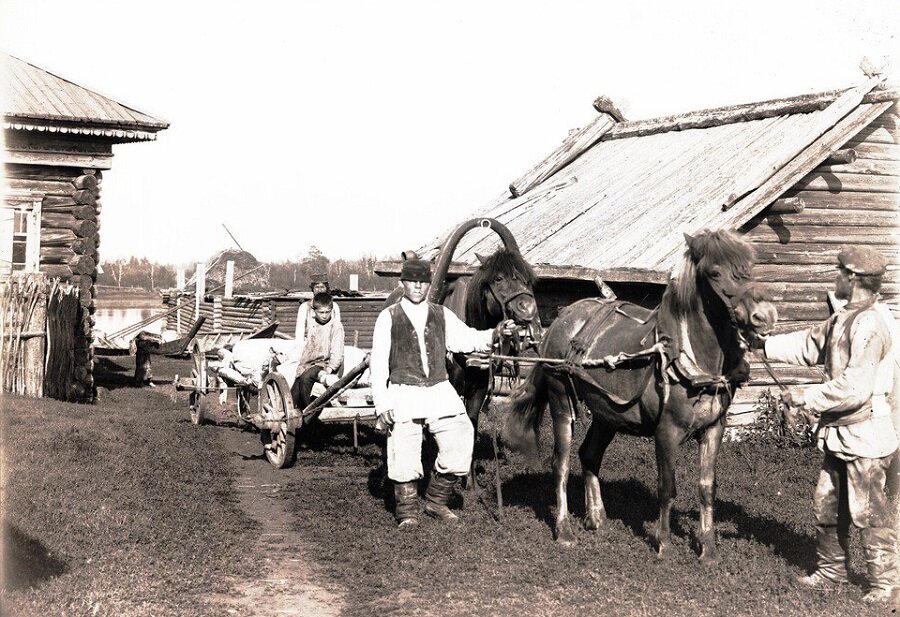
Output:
[755, 263, 900, 283]
[794, 171, 900, 193]
[721, 99, 893, 224]
[742, 223, 900, 245]
[756, 208, 900, 227]
[816, 158, 900, 176]
[604, 86, 899, 141]
[847, 122, 898, 145]
[771, 301, 832, 321]
[753, 242, 900, 265]
[841, 141, 900, 161]
[783, 189, 900, 210]
[509, 113, 616, 197]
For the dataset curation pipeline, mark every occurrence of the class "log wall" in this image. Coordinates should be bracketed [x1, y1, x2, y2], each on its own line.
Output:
[731, 107, 900, 420]
[5, 163, 102, 402]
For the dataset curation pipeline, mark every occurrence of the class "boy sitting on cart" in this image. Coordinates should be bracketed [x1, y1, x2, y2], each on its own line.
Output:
[291, 292, 345, 410]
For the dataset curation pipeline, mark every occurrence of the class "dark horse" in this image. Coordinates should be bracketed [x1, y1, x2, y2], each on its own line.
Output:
[504, 229, 777, 562]
[443, 247, 541, 426]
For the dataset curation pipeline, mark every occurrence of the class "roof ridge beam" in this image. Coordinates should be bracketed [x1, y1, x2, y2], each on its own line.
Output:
[606, 85, 898, 141]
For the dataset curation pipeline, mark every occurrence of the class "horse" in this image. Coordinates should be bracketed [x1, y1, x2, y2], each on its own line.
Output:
[442, 248, 541, 428]
[384, 246, 541, 426]
[503, 228, 777, 562]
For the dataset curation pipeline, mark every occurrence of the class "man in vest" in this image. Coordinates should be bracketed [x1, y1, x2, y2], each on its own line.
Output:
[761, 246, 898, 603]
[370, 258, 513, 527]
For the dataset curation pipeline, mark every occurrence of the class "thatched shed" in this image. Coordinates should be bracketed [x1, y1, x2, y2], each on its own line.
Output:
[2, 53, 168, 401]
[377, 76, 899, 420]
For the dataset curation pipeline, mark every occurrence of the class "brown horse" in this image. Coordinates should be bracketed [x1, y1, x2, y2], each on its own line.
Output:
[443, 249, 541, 426]
[504, 229, 777, 562]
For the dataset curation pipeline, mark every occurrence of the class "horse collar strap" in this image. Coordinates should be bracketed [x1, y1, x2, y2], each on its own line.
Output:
[671, 318, 729, 390]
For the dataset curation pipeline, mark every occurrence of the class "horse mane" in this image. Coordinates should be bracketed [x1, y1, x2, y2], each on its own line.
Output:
[661, 229, 756, 319]
[465, 248, 537, 327]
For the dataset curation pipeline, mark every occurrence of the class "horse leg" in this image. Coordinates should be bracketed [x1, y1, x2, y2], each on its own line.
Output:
[697, 419, 725, 564]
[580, 420, 616, 531]
[549, 386, 577, 546]
[653, 423, 680, 558]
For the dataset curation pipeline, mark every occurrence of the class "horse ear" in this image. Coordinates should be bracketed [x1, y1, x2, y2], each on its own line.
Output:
[475, 252, 488, 265]
[683, 233, 694, 248]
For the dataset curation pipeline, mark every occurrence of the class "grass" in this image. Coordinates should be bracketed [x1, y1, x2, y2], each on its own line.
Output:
[282, 417, 894, 617]
[1, 356, 257, 617]
[2, 354, 896, 616]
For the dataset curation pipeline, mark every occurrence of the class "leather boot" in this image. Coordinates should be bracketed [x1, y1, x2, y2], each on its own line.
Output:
[424, 471, 460, 521]
[861, 527, 900, 603]
[796, 526, 849, 590]
[393, 481, 419, 528]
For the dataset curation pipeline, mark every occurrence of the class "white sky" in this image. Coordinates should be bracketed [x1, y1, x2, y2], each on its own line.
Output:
[1, 1, 897, 265]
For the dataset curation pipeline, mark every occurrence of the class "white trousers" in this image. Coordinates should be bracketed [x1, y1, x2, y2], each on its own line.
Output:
[386, 413, 474, 483]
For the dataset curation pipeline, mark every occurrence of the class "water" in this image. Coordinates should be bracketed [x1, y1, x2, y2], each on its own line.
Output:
[93, 307, 165, 336]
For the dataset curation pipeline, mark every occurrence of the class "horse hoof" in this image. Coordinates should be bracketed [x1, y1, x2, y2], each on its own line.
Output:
[655, 543, 671, 560]
[584, 516, 608, 532]
[699, 551, 719, 566]
[554, 525, 577, 547]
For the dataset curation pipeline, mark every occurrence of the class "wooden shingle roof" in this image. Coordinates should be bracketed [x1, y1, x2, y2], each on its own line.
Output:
[2, 53, 168, 142]
[408, 79, 898, 284]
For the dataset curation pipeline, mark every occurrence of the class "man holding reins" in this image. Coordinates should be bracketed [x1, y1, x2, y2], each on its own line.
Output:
[370, 258, 513, 528]
[759, 246, 898, 603]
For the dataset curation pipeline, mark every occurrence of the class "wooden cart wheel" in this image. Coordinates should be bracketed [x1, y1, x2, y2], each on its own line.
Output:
[189, 341, 208, 425]
[259, 372, 298, 468]
[236, 387, 253, 428]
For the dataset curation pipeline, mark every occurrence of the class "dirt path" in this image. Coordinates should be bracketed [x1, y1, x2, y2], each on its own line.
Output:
[209, 426, 345, 617]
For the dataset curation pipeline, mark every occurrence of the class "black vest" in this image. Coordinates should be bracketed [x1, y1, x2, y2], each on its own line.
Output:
[388, 303, 448, 386]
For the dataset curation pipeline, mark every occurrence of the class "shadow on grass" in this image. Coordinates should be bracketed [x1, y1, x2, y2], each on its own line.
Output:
[1, 523, 67, 592]
[500, 470, 812, 565]
[714, 499, 815, 570]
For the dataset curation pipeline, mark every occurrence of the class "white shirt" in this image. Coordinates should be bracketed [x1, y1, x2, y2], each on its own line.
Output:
[370, 298, 493, 421]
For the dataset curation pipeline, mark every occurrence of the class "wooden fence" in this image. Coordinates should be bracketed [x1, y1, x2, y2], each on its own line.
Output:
[0, 275, 79, 399]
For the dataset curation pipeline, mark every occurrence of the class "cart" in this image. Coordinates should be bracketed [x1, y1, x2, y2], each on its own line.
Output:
[175, 338, 376, 468]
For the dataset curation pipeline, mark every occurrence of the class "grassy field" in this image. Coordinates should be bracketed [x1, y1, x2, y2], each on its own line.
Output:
[282, 416, 895, 616]
[1, 357, 257, 617]
[2, 354, 896, 616]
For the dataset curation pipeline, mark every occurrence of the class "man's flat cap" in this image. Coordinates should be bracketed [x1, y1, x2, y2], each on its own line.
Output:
[838, 246, 887, 276]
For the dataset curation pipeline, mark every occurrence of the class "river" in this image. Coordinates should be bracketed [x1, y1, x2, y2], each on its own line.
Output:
[93, 288, 168, 337]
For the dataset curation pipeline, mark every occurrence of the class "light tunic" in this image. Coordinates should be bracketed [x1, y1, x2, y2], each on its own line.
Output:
[294, 300, 341, 340]
[765, 298, 898, 460]
[295, 302, 344, 375]
[370, 297, 493, 423]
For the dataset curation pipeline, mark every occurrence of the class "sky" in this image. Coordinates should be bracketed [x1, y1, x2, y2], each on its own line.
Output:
[1, 1, 897, 266]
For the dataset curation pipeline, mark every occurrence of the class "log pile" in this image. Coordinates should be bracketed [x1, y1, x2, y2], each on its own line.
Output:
[35, 170, 102, 402]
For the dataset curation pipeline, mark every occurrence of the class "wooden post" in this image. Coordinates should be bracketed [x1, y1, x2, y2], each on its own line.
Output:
[224, 260, 235, 299]
[176, 268, 185, 335]
[23, 281, 47, 396]
[213, 296, 222, 330]
[349, 274, 359, 291]
[195, 262, 205, 320]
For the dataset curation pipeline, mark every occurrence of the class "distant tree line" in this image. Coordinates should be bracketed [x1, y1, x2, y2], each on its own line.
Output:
[96, 246, 397, 292]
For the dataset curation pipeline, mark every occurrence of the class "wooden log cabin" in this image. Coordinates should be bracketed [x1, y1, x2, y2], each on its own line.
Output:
[377, 77, 899, 424]
[2, 53, 168, 402]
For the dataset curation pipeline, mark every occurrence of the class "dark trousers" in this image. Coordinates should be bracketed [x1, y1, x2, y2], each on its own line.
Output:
[291, 366, 321, 410]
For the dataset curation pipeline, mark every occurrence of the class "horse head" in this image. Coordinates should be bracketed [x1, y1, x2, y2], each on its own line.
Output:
[673, 229, 777, 345]
[468, 249, 539, 331]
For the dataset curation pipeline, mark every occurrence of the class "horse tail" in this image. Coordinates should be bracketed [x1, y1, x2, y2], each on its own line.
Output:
[503, 362, 549, 461]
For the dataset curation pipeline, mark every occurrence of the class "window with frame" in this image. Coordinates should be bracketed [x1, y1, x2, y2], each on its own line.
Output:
[1, 200, 41, 276]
